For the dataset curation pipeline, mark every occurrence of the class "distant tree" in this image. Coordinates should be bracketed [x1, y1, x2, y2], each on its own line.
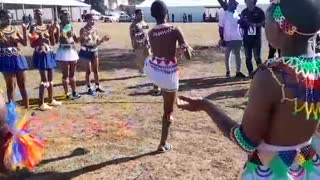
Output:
[85, 0, 106, 15]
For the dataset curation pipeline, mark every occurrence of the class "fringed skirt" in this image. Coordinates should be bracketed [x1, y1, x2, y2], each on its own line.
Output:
[79, 47, 98, 61]
[144, 56, 179, 92]
[56, 44, 79, 62]
[241, 139, 320, 179]
[33, 50, 56, 70]
[0, 48, 28, 73]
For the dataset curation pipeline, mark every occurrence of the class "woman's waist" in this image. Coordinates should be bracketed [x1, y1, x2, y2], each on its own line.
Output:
[80, 46, 98, 52]
[248, 140, 316, 167]
[149, 56, 178, 66]
[0, 47, 20, 55]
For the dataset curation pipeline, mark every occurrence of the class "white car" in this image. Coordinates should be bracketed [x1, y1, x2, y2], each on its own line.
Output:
[104, 14, 119, 23]
[118, 14, 132, 22]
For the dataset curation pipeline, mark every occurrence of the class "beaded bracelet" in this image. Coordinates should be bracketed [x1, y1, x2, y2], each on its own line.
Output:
[230, 125, 257, 153]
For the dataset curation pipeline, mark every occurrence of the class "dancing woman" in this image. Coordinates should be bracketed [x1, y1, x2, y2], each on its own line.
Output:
[79, 14, 110, 95]
[178, 0, 320, 179]
[144, 0, 192, 152]
[55, 10, 81, 100]
[29, 9, 62, 110]
[0, 10, 29, 108]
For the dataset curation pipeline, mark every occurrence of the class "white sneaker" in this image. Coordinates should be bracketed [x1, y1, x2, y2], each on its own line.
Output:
[40, 103, 52, 111]
[49, 99, 62, 106]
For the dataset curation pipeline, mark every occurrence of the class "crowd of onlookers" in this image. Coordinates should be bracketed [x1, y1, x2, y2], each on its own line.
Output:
[218, 0, 281, 78]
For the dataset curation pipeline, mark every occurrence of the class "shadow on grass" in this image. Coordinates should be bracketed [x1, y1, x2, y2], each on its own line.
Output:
[127, 76, 249, 94]
[39, 148, 90, 166]
[53, 75, 142, 88]
[21, 151, 161, 180]
[205, 88, 248, 100]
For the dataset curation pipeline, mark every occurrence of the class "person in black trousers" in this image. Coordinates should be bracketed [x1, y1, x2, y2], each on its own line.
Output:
[268, 44, 281, 59]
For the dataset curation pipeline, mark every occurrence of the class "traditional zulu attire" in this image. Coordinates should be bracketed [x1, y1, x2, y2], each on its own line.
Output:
[56, 24, 78, 62]
[30, 24, 56, 70]
[232, 56, 320, 179]
[0, 27, 28, 73]
[130, 20, 151, 72]
[144, 24, 188, 92]
[79, 26, 99, 61]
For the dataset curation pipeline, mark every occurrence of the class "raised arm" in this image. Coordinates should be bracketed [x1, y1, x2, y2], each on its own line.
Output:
[129, 23, 137, 49]
[17, 23, 28, 46]
[175, 27, 192, 59]
[177, 69, 279, 152]
[217, 0, 228, 10]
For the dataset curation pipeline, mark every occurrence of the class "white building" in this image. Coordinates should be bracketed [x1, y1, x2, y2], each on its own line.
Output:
[136, 0, 270, 22]
[105, 0, 129, 10]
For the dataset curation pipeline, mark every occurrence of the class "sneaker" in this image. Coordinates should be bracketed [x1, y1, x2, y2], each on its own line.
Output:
[235, 72, 246, 78]
[49, 99, 62, 106]
[65, 93, 71, 100]
[40, 103, 52, 111]
[87, 88, 94, 95]
[139, 70, 147, 77]
[96, 87, 105, 93]
[152, 86, 161, 96]
[226, 71, 231, 78]
[72, 92, 81, 99]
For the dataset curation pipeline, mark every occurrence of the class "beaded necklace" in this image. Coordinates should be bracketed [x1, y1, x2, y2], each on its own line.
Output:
[267, 56, 320, 120]
[0, 26, 16, 40]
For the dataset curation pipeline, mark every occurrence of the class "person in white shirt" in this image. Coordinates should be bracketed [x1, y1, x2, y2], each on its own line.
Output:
[218, 0, 246, 78]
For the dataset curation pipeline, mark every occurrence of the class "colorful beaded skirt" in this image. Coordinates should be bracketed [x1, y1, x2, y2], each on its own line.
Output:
[0, 47, 28, 73]
[241, 140, 320, 179]
[144, 56, 179, 92]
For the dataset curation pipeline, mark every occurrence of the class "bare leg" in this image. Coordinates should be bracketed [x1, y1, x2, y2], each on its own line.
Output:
[69, 61, 77, 93]
[2, 73, 16, 103]
[92, 57, 99, 85]
[60, 62, 69, 95]
[47, 69, 53, 102]
[39, 70, 48, 106]
[16, 71, 29, 109]
[159, 90, 176, 151]
[85, 60, 91, 87]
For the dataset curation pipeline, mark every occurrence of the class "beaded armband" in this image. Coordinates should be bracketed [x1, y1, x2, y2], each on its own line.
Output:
[230, 125, 257, 153]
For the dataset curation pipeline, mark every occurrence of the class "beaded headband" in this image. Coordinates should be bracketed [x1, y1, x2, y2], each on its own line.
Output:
[271, 0, 317, 36]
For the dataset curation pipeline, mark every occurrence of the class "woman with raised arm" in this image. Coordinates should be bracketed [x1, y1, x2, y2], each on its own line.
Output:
[144, 0, 192, 152]
[55, 10, 81, 100]
[29, 9, 62, 111]
[178, 0, 320, 179]
[0, 10, 29, 108]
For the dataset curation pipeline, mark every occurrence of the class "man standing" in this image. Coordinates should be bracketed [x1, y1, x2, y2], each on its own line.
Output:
[218, 0, 246, 78]
[239, 0, 265, 75]
[172, 13, 175, 22]
[130, 9, 150, 75]
[129, 9, 160, 94]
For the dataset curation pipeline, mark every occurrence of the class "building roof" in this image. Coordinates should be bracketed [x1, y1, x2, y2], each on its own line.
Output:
[0, 0, 91, 7]
[137, 0, 270, 7]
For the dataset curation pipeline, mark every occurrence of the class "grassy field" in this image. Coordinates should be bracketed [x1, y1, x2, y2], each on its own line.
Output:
[0, 22, 267, 179]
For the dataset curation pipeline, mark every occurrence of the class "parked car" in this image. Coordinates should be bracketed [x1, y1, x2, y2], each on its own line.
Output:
[104, 14, 119, 23]
[118, 14, 132, 22]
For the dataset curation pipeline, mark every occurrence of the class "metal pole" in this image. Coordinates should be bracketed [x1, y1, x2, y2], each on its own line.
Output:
[22, 4, 25, 14]
[1, 3, 3, 9]
[55, 5, 58, 21]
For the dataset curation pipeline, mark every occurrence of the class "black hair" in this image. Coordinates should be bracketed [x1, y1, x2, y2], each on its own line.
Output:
[135, 9, 142, 15]
[84, 13, 93, 20]
[0, 9, 10, 18]
[59, 9, 69, 20]
[280, 0, 320, 36]
[151, 0, 168, 22]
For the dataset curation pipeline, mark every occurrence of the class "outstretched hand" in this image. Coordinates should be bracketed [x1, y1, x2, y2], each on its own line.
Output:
[102, 35, 110, 42]
[176, 96, 205, 112]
